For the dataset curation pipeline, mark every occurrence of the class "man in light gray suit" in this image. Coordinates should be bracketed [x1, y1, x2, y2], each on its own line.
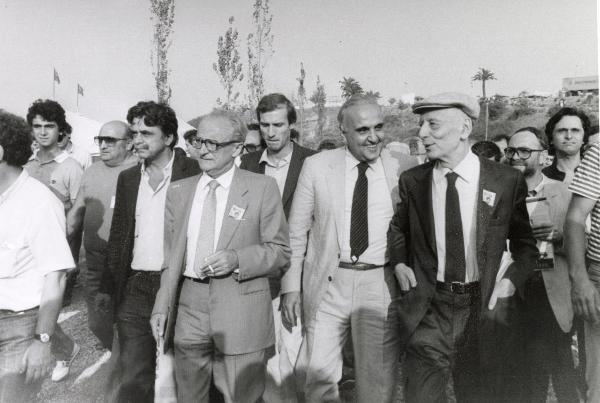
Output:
[150, 110, 291, 403]
[281, 95, 417, 402]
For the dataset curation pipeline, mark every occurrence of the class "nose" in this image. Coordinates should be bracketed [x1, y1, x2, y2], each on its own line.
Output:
[367, 128, 378, 143]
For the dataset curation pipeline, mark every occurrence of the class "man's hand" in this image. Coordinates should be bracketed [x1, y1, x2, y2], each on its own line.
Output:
[393, 263, 417, 291]
[197, 250, 239, 278]
[488, 278, 516, 310]
[94, 293, 112, 314]
[19, 340, 53, 384]
[531, 223, 562, 243]
[572, 276, 600, 323]
[150, 313, 167, 342]
[281, 291, 302, 331]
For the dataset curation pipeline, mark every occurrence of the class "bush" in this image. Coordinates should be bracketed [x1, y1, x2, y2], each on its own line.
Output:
[509, 98, 535, 120]
[487, 99, 508, 120]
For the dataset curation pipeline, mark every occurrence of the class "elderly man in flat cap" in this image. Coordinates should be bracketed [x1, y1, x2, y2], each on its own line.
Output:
[387, 92, 538, 402]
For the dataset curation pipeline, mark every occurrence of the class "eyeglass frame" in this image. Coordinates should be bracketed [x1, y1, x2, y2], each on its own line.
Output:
[504, 146, 545, 160]
[190, 136, 241, 152]
[94, 136, 129, 146]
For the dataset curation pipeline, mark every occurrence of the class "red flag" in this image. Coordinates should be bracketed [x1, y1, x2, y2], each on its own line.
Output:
[77, 84, 84, 96]
[53, 68, 61, 84]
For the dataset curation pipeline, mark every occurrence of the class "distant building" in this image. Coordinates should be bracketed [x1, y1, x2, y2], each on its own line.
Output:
[562, 75, 599, 96]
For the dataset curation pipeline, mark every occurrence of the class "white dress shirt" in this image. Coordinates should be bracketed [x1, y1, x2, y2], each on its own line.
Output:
[260, 145, 293, 196]
[432, 151, 480, 282]
[340, 149, 394, 265]
[131, 153, 175, 271]
[184, 165, 235, 278]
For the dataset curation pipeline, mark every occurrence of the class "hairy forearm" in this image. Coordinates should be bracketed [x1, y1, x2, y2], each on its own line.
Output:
[36, 271, 66, 335]
[565, 217, 589, 282]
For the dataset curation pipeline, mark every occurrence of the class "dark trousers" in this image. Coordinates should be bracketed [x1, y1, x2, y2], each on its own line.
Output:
[404, 288, 482, 403]
[523, 273, 579, 403]
[115, 271, 161, 403]
[84, 252, 114, 350]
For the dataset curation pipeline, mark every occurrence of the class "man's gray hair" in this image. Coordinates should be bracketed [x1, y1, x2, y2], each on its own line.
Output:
[337, 94, 382, 128]
[197, 110, 248, 142]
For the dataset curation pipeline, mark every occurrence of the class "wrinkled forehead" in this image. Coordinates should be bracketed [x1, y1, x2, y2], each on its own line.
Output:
[198, 115, 237, 141]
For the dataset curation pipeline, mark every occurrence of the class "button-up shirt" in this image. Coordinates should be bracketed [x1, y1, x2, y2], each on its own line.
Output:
[340, 149, 393, 265]
[259, 145, 293, 196]
[131, 153, 175, 271]
[184, 165, 235, 278]
[432, 151, 480, 282]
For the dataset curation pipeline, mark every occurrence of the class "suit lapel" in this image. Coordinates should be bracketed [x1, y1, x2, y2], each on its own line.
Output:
[217, 168, 249, 250]
[126, 166, 142, 223]
[413, 164, 437, 256]
[281, 147, 303, 209]
[325, 150, 346, 250]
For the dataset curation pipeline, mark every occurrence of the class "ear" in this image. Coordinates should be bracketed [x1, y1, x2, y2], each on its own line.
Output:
[232, 143, 244, 158]
[460, 117, 472, 140]
[164, 133, 175, 148]
[125, 139, 134, 152]
[538, 149, 549, 165]
[0, 145, 4, 162]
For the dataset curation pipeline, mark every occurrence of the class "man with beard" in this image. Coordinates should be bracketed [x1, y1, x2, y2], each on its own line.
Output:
[283, 94, 416, 402]
[104, 101, 199, 403]
[507, 127, 578, 402]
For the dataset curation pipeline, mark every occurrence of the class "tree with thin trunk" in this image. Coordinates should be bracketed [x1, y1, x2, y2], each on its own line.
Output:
[150, 0, 175, 104]
[296, 63, 306, 143]
[339, 77, 363, 99]
[309, 75, 327, 139]
[247, 0, 274, 109]
[213, 17, 244, 110]
[472, 67, 496, 100]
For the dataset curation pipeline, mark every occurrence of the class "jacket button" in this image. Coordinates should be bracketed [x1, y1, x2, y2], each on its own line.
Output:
[328, 276, 332, 281]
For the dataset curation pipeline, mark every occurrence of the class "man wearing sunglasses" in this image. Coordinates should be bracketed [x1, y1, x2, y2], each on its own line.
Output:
[151, 110, 290, 402]
[507, 127, 578, 402]
[66, 121, 137, 365]
[240, 93, 315, 402]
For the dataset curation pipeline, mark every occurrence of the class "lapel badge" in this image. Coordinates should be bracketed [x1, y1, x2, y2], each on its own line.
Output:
[482, 189, 496, 207]
[228, 205, 246, 220]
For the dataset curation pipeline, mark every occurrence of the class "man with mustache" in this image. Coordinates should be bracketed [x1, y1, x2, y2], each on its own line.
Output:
[542, 107, 591, 184]
[507, 127, 578, 402]
[387, 92, 538, 402]
[104, 101, 199, 403]
[283, 94, 416, 402]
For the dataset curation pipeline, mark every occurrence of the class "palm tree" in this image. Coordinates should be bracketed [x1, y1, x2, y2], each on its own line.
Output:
[339, 77, 364, 99]
[471, 67, 496, 100]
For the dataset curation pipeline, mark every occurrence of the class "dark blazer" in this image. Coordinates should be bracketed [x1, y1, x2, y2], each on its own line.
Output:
[387, 157, 538, 349]
[240, 143, 317, 219]
[103, 152, 200, 311]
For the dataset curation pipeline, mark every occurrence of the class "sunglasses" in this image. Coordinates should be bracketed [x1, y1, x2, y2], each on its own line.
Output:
[94, 136, 128, 146]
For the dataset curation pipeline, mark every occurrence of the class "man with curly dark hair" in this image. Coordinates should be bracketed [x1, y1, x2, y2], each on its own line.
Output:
[0, 111, 74, 402]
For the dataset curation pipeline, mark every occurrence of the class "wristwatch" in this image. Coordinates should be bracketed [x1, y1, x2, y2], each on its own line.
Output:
[34, 333, 52, 343]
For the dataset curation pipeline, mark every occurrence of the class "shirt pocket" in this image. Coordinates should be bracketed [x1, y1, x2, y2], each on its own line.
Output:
[0, 241, 20, 278]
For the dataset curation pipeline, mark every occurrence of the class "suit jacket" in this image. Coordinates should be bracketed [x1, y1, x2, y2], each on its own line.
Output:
[387, 157, 539, 349]
[281, 148, 417, 328]
[530, 178, 573, 333]
[104, 152, 200, 311]
[152, 167, 291, 354]
[240, 143, 317, 219]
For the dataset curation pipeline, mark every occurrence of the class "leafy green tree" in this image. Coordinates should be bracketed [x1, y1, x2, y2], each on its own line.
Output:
[339, 76, 363, 99]
[247, 0, 274, 108]
[213, 17, 244, 109]
[472, 67, 496, 100]
[296, 63, 306, 141]
[365, 90, 381, 100]
[150, 0, 175, 104]
[309, 75, 327, 138]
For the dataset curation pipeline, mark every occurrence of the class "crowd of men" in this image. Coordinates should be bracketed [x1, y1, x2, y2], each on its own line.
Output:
[0, 91, 599, 403]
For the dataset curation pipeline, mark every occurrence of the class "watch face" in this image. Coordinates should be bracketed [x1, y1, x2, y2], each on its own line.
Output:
[39, 333, 50, 343]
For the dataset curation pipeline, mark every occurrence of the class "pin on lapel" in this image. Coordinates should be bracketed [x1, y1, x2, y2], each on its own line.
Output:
[482, 189, 496, 207]
[228, 205, 246, 220]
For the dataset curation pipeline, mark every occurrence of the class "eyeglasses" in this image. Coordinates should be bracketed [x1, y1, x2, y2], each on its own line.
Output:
[190, 137, 240, 152]
[505, 147, 545, 160]
[94, 136, 128, 146]
[244, 144, 261, 153]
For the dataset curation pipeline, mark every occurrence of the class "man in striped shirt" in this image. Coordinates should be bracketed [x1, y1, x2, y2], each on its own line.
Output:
[565, 142, 600, 402]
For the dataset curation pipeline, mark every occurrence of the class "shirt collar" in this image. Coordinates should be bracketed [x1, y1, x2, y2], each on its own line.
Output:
[530, 174, 550, 196]
[433, 151, 480, 184]
[0, 170, 29, 206]
[198, 163, 236, 191]
[29, 150, 69, 164]
[344, 147, 380, 172]
[259, 144, 294, 168]
[141, 150, 175, 177]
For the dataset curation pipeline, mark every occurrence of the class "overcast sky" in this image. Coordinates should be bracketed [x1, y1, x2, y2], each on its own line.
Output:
[0, 0, 597, 123]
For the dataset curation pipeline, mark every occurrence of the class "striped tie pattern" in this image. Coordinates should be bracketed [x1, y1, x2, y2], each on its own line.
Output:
[350, 162, 369, 262]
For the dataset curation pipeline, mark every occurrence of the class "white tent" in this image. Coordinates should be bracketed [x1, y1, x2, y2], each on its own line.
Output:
[65, 111, 102, 156]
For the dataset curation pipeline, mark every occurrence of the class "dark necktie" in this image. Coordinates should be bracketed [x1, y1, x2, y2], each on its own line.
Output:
[350, 162, 369, 262]
[445, 172, 466, 282]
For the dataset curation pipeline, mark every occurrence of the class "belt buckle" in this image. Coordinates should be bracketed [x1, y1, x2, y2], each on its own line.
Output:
[450, 281, 464, 294]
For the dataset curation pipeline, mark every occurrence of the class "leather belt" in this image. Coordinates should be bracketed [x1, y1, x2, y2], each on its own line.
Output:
[184, 276, 210, 284]
[130, 269, 162, 276]
[436, 281, 480, 294]
[338, 262, 384, 271]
